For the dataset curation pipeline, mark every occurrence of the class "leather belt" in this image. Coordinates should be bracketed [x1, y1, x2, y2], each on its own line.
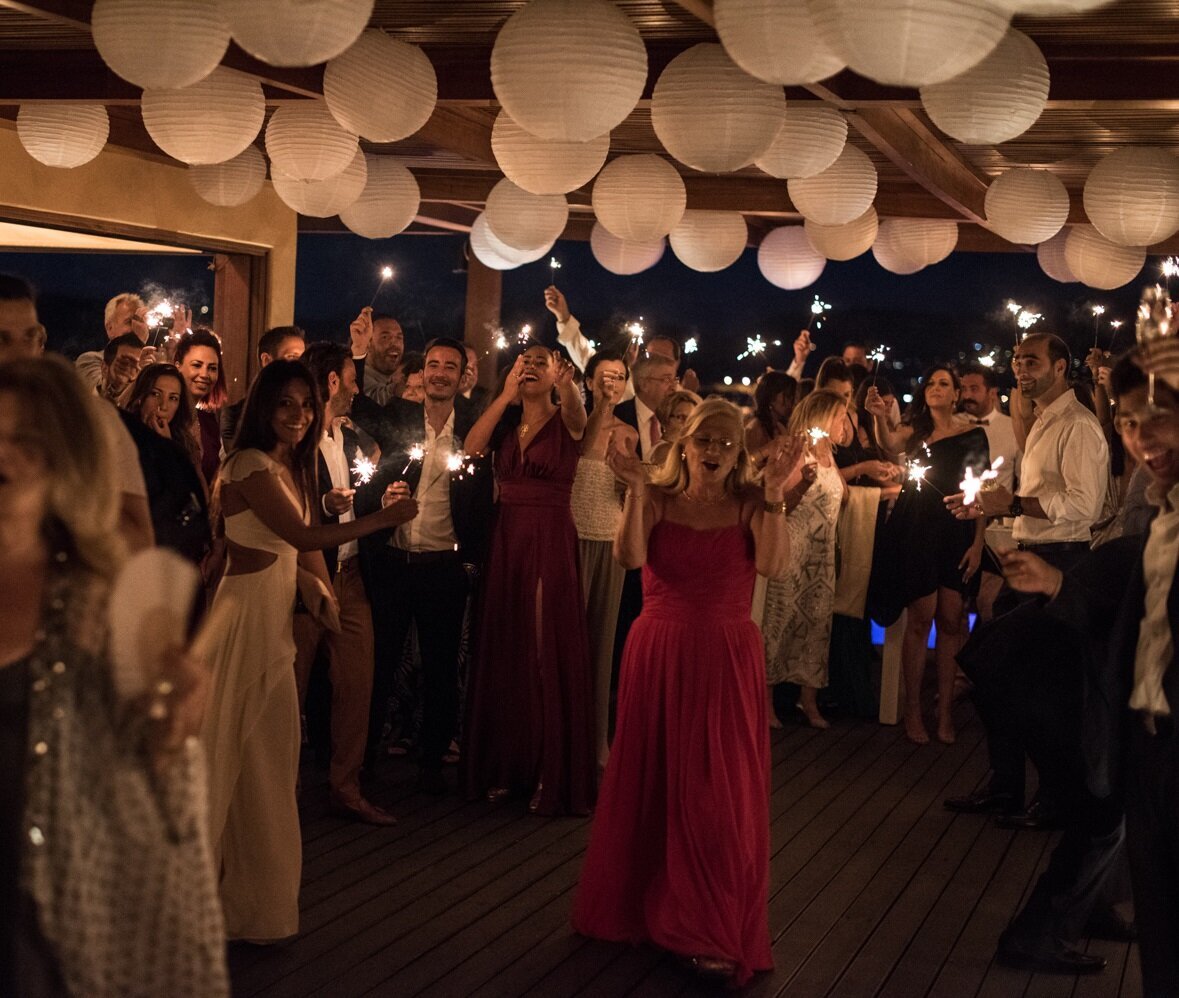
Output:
[386, 548, 461, 565]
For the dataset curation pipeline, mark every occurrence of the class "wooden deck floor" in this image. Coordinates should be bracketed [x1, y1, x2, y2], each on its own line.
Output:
[228, 702, 1142, 998]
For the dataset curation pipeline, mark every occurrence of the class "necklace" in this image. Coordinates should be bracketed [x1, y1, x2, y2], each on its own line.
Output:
[518, 422, 530, 439]
[681, 488, 727, 505]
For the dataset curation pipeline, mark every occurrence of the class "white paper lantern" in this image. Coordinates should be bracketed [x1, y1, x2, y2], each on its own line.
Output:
[491, 0, 647, 142]
[189, 145, 267, 206]
[339, 157, 420, 239]
[592, 154, 687, 242]
[651, 43, 787, 174]
[324, 31, 436, 143]
[590, 223, 666, 276]
[805, 207, 878, 261]
[808, 0, 1011, 87]
[1037, 229, 1077, 283]
[758, 226, 826, 289]
[223, 0, 373, 68]
[483, 178, 569, 252]
[16, 104, 108, 168]
[669, 211, 748, 272]
[787, 144, 877, 226]
[271, 147, 367, 217]
[755, 106, 847, 180]
[1083, 147, 1179, 248]
[985, 168, 1068, 245]
[491, 112, 610, 196]
[920, 30, 1048, 146]
[715, 0, 845, 85]
[872, 219, 958, 273]
[470, 213, 554, 271]
[989, 0, 1111, 12]
[141, 67, 266, 165]
[265, 101, 358, 181]
[92, 0, 229, 89]
[1064, 224, 1145, 290]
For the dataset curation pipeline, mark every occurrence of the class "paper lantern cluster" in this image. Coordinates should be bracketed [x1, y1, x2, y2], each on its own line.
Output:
[188, 146, 267, 207]
[1083, 147, 1179, 248]
[491, 112, 610, 195]
[755, 106, 848, 180]
[16, 104, 109, 169]
[985, 168, 1069, 245]
[669, 211, 748, 272]
[591, 223, 666, 275]
[714, 0, 845, 86]
[142, 67, 266, 166]
[872, 219, 958, 274]
[339, 157, 421, 239]
[758, 226, 826, 289]
[788, 144, 878, 226]
[222, 0, 373, 68]
[1037, 229, 1078, 283]
[592, 155, 687, 242]
[1064, 225, 1145, 289]
[805, 207, 878, 261]
[91, 0, 229, 89]
[265, 101, 358, 181]
[324, 31, 437, 143]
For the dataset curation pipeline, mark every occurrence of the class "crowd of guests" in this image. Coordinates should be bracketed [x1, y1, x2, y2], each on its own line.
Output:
[1, 268, 1177, 995]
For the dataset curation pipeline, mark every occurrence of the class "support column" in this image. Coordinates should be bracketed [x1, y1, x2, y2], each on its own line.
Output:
[213, 252, 267, 402]
[463, 252, 502, 389]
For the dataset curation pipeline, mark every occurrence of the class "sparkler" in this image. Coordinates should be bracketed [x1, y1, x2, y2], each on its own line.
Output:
[806, 295, 831, 331]
[807, 426, 830, 446]
[1162, 257, 1178, 295]
[958, 457, 1004, 506]
[868, 343, 889, 387]
[145, 300, 174, 348]
[549, 256, 561, 276]
[906, 444, 944, 495]
[1135, 284, 1173, 411]
[351, 454, 376, 485]
[518, 323, 533, 344]
[1109, 318, 1125, 348]
[425, 449, 478, 491]
[369, 265, 394, 308]
[626, 320, 645, 346]
[737, 335, 766, 361]
[1091, 304, 1106, 348]
[683, 337, 698, 355]
[1016, 309, 1042, 331]
[401, 442, 425, 475]
[978, 349, 997, 369]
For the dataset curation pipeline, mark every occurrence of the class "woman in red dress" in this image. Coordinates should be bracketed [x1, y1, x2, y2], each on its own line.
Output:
[573, 398, 803, 986]
[463, 343, 595, 816]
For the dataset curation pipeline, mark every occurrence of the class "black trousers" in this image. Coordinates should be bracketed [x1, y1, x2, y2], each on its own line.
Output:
[368, 550, 470, 772]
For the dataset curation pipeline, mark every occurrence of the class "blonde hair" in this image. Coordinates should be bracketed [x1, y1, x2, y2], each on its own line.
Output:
[104, 292, 144, 331]
[648, 397, 758, 497]
[787, 388, 847, 442]
[655, 388, 702, 431]
[0, 356, 124, 576]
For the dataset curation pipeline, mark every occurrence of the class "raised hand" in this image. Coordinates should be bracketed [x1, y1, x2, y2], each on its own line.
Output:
[554, 354, 576, 392]
[793, 329, 814, 369]
[350, 306, 374, 357]
[499, 355, 525, 403]
[605, 432, 647, 490]
[863, 385, 889, 418]
[543, 285, 571, 323]
[764, 433, 805, 496]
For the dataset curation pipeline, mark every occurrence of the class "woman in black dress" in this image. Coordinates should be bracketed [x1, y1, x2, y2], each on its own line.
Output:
[866, 366, 988, 745]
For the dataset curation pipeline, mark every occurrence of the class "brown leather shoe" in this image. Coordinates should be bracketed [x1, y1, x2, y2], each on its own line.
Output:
[330, 797, 397, 826]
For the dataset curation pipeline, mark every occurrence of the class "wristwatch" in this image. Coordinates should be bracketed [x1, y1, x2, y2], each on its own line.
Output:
[1009, 494, 1024, 518]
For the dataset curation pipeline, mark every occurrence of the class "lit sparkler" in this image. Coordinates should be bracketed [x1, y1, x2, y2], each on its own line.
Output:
[868, 343, 889, 387]
[426, 449, 477, 491]
[1092, 303, 1106, 348]
[145, 300, 174, 347]
[518, 323, 533, 344]
[958, 457, 1004, 506]
[806, 295, 831, 331]
[549, 256, 561, 275]
[683, 337, 698, 355]
[401, 442, 425, 475]
[738, 335, 766, 360]
[1162, 257, 1178, 295]
[369, 265, 394, 308]
[978, 349, 997, 369]
[807, 426, 830, 446]
[351, 454, 376, 485]
[1016, 309, 1042, 331]
[906, 444, 944, 495]
[626, 320, 645, 345]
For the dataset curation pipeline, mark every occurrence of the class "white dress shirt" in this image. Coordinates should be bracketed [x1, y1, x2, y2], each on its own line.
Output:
[955, 408, 1020, 491]
[394, 409, 459, 553]
[556, 314, 635, 402]
[1130, 480, 1179, 717]
[319, 422, 358, 562]
[1013, 388, 1109, 544]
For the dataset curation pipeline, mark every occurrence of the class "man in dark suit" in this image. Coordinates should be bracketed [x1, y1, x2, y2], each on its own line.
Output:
[220, 324, 306, 445]
[356, 337, 493, 795]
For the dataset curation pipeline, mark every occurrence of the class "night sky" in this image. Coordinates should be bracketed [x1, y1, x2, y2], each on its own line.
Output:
[2, 234, 1157, 396]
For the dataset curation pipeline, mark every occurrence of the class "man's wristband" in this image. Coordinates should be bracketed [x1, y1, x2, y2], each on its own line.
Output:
[1009, 494, 1023, 518]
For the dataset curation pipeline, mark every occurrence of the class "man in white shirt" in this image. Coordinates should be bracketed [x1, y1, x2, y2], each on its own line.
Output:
[75, 292, 149, 389]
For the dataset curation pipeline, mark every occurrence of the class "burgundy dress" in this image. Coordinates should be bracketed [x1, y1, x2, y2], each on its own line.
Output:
[463, 414, 596, 816]
[572, 518, 772, 985]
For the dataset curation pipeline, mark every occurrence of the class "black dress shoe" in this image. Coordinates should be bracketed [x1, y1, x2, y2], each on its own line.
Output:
[996, 941, 1106, 975]
[944, 789, 1019, 815]
[417, 769, 448, 796]
[995, 799, 1061, 830]
[1085, 909, 1136, 941]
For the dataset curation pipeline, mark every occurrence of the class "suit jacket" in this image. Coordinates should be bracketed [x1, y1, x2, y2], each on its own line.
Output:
[613, 398, 640, 435]
[314, 424, 362, 580]
[220, 398, 244, 446]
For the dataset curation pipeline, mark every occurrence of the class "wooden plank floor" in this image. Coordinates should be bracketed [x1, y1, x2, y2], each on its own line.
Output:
[228, 702, 1142, 998]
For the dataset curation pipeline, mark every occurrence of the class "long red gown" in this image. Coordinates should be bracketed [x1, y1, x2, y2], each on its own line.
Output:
[572, 518, 773, 985]
[463, 413, 596, 816]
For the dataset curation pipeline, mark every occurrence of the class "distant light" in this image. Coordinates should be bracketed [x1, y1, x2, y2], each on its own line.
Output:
[902, 393, 913, 403]
[892, 361, 903, 370]
[199, 305, 209, 314]
[723, 375, 733, 385]
[973, 342, 982, 351]
[741, 376, 751, 386]
[1000, 394, 1009, 403]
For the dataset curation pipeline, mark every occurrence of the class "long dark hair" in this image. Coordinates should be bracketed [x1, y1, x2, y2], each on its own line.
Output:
[173, 326, 226, 410]
[232, 359, 323, 504]
[123, 362, 201, 466]
[753, 370, 798, 439]
[855, 374, 894, 457]
[902, 365, 959, 454]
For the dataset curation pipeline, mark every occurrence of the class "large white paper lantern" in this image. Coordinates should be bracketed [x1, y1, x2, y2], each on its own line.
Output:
[985, 168, 1068, 245]
[715, 0, 845, 85]
[189, 145, 267, 206]
[470, 213, 553, 271]
[894, 219, 959, 267]
[491, 0, 647, 142]
[590, 223, 666, 276]
[223, 0, 373, 68]
[805, 207, 878, 261]
[484, 179, 569, 252]
[808, 0, 1010, 87]
[592, 154, 687, 242]
[1083, 147, 1179, 248]
[1037, 229, 1078, 283]
[920, 30, 1048, 146]
[989, 0, 1111, 12]
[16, 104, 108, 168]
[271, 148, 367, 217]
[92, 0, 229, 90]
[324, 31, 436, 143]
[491, 112, 610, 196]
[669, 211, 748, 272]
[758, 226, 826, 289]
[339, 157, 420, 239]
[755, 106, 847, 180]
[787, 144, 877, 226]
[651, 43, 787, 174]
[141, 68, 265, 165]
[1065, 225, 1145, 290]
[265, 101, 358, 181]
[872, 241, 924, 274]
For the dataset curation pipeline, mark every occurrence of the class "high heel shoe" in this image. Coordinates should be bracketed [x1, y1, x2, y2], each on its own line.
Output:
[796, 702, 830, 730]
[486, 786, 510, 803]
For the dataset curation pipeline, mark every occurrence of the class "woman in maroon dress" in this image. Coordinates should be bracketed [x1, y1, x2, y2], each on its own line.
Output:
[174, 327, 226, 489]
[463, 343, 595, 815]
[573, 398, 803, 986]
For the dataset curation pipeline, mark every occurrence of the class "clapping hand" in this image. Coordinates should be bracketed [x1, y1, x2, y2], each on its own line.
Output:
[605, 432, 646, 491]
[764, 434, 805, 497]
[499, 355, 525, 403]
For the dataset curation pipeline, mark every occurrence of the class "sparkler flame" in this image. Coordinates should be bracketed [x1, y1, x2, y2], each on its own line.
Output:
[978, 349, 997, 369]
[1092, 304, 1106, 317]
[146, 300, 174, 325]
[549, 257, 561, 271]
[445, 451, 465, 473]
[683, 337, 698, 355]
[626, 321, 645, 344]
[958, 457, 1004, 505]
[493, 331, 509, 351]
[1163, 258, 1179, 279]
[401, 442, 426, 474]
[811, 297, 830, 316]
[737, 335, 766, 360]
[907, 461, 931, 489]
[1110, 319, 1124, 329]
[807, 426, 830, 445]
[351, 455, 376, 485]
[868, 344, 889, 364]
[380, 266, 394, 280]
[1016, 309, 1042, 330]
[1005, 300, 1022, 315]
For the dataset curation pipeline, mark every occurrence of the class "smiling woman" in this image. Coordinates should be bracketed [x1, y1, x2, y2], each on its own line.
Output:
[174, 327, 226, 487]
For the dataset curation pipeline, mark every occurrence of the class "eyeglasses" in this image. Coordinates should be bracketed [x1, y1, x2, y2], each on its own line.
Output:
[1114, 407, 1176, 435]
[688, 434, 736, 452]
[644, 374, 676, 386]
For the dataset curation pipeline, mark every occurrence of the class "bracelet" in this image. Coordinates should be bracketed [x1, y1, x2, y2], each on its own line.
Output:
[624, 487, 646, 501]
[763, 499, 787, 515]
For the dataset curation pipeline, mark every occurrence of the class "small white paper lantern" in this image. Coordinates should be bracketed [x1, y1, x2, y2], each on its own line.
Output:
[266, 101, 358, 181]
[189, 145, 267, 206]
[755, 106, 847, 180]
[787, 144, 877, 226]
[470, 213, 553, 271]
[590, 223, 666, 276]
[1083, 147, 1179, 248]
[141, 67, 266, 165]
[669, 211, 748, 272]
[805, 207, 878, 261]
[271, 148, 367, 217]
[483, 178, 570, 252]
[491, 112, 610, 195]
[920, 30, 1048, 146]
[339, 157, 420, 239]
[324, 31, 437, 143]
[592, 154, 687, 242]
[223, 0, 373, 68]
[1064, 224, 1146, 290]
[491, 0, 647, 142]
[873, 219, 958, 272]
[808, 0, 1011, 88]
[871, 223, 926, 275]
[758, 226, 826, 289]
[715, 0, 845, 85]
[92, 0, 229, 89]
[16, 104, 108, 168]
[1037, 229, 1078, 283]
[651, 43, 787, 174]
[985, 168, 1069, 245]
